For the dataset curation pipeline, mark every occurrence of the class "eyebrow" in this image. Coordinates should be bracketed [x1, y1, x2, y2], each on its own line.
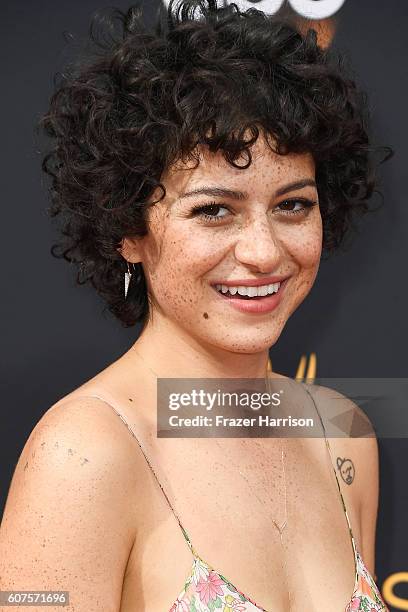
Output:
[179, 179, 317, 201]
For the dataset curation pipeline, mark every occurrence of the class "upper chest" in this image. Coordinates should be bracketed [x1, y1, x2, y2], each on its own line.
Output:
[120, 436, 362, 612]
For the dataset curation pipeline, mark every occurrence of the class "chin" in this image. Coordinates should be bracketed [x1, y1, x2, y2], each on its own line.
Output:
[204, 325, 286, 355]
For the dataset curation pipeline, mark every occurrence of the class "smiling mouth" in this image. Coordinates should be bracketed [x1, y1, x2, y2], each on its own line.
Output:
[212, 280, 285, 299]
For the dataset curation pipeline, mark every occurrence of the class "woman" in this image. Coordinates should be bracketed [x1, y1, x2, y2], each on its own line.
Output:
[0, 1, 390, 610]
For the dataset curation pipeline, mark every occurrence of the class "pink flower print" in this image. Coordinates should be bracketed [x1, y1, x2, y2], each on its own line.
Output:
[169, 593, 190, 612]
[196, 570, 225, 605]
[347, 595, 361, 610]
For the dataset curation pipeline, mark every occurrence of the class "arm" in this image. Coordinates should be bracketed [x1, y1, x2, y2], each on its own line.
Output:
[0, 398, 139, 612]
[353, 434, 380, 578]
[305, 383, 380, 577]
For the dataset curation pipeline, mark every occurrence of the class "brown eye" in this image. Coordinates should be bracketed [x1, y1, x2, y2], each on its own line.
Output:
[190, 202, 231, 222]
[275, 198, 317, 215]
[200, 204, 223, 217]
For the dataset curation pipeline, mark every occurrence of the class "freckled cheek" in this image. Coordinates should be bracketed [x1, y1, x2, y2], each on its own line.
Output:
[281, 224, 323, 308]
[144, 231, 224, 304]
[281, 222, 323, 270]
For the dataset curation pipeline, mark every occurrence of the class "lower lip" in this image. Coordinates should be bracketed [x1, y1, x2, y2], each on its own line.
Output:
[212, 279, 289, 314]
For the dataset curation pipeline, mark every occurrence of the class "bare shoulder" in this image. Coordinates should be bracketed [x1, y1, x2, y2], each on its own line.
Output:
[302, 382, 379, 481]
[302, 382, 376, 435]
[302, 382, 380, 574]
[0, 395, 141, 611]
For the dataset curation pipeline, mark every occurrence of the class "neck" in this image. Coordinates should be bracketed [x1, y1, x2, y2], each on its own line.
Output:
[129, 314, 272, 380]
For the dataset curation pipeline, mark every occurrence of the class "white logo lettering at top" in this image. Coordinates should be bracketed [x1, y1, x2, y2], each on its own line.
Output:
[288, 0, 346, 19]
[162, 0, 347, 20]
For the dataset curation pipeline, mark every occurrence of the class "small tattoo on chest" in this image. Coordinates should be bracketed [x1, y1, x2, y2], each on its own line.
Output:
[336, 456, 355, 485]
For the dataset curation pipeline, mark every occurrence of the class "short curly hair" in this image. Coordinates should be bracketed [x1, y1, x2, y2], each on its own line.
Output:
[40, 0, 391, 327]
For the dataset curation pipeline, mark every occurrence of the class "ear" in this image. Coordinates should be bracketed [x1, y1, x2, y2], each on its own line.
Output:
[117, 236, 143, 264]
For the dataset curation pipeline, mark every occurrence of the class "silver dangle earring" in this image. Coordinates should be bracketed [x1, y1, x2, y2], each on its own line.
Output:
[124, 261, 135, 298]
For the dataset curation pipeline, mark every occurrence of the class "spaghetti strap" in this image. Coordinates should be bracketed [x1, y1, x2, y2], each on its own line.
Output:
[73, 394, 197, 556]
[301, 385, 359, 571]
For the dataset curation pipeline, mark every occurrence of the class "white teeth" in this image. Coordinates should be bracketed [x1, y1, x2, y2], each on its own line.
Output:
[214, 282, 282, 297]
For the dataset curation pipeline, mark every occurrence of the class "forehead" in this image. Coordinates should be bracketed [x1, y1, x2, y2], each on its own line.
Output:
[161, 135, 316, 201]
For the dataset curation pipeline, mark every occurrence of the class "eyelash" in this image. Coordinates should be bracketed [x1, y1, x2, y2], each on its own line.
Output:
[189, 198, 317, 223]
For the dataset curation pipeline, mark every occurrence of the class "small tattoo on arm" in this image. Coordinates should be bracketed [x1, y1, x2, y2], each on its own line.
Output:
[337, 457, 355, 485]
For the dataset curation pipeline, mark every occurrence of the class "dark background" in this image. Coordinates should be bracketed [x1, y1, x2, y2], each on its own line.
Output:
[1, 1, 407, 609]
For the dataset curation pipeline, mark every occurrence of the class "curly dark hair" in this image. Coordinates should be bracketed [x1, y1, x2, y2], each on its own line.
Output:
[39, 0, 391, 328]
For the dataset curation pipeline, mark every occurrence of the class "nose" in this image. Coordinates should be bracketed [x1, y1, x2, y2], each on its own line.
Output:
[234, 216, 283, 272]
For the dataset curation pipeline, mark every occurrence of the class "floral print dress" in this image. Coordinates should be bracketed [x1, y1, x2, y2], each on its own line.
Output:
[168, 523, 388, 612]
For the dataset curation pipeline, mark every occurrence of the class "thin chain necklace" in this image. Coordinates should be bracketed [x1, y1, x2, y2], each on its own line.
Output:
[130, 345, 289, 538]
[235, 437, 287, 535]
[130, 345, 292, 609]
[216, 435, 292, 611]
